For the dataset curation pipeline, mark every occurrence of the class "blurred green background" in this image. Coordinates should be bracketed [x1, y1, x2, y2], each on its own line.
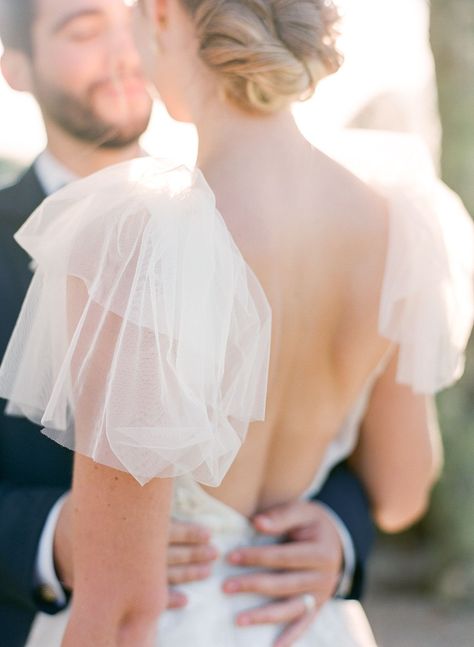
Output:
[420, 0, 474, 600]
[405, 0, 474, 600]
[364, 2, 474, 644]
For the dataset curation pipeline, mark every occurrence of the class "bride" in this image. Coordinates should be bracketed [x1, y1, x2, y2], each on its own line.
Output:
[1, 0, 473, 645]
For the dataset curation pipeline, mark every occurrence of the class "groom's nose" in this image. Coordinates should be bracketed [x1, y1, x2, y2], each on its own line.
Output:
[105, 22, 144, 79]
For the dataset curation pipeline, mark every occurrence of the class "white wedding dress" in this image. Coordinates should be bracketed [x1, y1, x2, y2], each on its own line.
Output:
[0, 135, 473, 647]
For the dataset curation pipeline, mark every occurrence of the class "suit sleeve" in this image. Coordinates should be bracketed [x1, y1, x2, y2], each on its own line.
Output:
[0, 172, 73, 626]
[312, 461, 375, 599]
[0, 483, 71, 614]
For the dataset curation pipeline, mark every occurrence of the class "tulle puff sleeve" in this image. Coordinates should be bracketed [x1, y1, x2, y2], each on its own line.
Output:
[0, 158, 272, 486]
[321, 130, 474, 394]
[379, 176, 474, 393]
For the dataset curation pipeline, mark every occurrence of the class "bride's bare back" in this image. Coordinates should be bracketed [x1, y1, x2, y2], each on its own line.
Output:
[201, 134, 391, 516]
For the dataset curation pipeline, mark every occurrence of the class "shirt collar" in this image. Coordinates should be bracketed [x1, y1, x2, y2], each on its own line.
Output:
[34, 150, 79, 196]
[34, 148, 148, 196]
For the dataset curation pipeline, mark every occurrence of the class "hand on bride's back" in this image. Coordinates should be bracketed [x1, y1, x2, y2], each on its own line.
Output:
[222, 501, 344, 647]
[53, 496, 218, 610]
[166, 519, 219, 608]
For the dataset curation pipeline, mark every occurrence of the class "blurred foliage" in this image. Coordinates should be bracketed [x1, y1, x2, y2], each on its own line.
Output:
[423, 0, 474, 601]
[431, 0, 474, 213]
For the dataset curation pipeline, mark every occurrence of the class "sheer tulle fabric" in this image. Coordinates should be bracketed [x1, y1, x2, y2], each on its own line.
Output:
[0, 140, 473, 487]
[379, 180, 473, 393]
[0, 159, 272, 486]
[319, 130, 474, 393]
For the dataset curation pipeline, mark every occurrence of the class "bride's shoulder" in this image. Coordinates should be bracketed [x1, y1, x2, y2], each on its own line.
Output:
[30, 156, 215, 231]
[16, 157, 235, 274]
[314, 144, 388, 233]
[312, 148, 389, 287]
[318, 131, 474, 393]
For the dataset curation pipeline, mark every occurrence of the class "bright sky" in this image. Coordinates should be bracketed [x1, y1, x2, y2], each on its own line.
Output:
[0, 0, 433, 166]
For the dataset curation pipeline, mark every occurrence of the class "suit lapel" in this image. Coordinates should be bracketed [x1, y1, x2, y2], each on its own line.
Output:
[9, 164, 47, 220]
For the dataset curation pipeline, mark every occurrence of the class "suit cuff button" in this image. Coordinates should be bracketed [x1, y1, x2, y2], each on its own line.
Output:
[37, 583, 60, 604]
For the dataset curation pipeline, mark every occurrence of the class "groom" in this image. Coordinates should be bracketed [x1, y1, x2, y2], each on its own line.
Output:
[0, 1, 374, 646]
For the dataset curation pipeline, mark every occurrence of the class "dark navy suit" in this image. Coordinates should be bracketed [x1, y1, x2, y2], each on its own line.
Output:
[0, 165, 374, 647]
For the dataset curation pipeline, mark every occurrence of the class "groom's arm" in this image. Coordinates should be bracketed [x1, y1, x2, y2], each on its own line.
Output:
[0, 483, 71, 614]
[313, 461, 376, 599]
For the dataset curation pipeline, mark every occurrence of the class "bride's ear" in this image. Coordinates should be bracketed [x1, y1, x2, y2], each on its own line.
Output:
[154, 0, 171, 30]
[140, 0, 169, 30]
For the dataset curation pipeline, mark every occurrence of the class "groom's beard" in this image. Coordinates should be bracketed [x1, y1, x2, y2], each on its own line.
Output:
[32, 74, 152, 149]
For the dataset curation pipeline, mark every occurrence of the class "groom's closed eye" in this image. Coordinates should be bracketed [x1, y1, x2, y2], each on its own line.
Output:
[52, 9, 105, 40]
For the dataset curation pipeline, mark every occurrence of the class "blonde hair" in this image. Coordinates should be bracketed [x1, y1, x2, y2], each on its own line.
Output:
[181, 0, 342, 114]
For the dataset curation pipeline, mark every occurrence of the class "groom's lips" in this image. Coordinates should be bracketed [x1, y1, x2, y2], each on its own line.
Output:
[95, 76, 149, 100]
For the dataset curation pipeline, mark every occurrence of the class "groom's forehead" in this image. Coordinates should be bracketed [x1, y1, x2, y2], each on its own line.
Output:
[35, 0, 134, 28]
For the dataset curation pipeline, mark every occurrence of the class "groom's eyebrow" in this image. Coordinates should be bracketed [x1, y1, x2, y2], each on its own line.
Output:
[52, 9, 104, 33]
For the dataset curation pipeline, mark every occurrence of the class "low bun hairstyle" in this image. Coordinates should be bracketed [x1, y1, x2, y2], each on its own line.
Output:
[181, 0, 342, 114]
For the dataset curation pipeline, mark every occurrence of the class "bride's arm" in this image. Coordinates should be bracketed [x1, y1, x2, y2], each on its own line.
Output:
[349, 350, 443, 534]
[62, 279, 172, 646]
[62, 455, 172, 647]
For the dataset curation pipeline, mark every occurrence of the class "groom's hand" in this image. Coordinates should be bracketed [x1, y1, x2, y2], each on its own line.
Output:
[167, 520, 219, 609]
[222, 500, 344, 647]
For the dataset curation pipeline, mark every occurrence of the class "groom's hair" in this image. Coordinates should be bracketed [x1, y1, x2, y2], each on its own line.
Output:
[0, 0, 37, 56]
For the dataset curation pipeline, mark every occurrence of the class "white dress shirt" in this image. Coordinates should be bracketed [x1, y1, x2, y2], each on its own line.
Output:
[34, 150, 78, 196]
[318, 503, 356, 598]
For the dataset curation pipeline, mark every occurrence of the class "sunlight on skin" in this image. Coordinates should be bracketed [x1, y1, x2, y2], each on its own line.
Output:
[0, 0, 433, 165]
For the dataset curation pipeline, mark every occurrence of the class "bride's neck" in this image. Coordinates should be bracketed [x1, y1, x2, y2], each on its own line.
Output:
[194, 100, 304, 172]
